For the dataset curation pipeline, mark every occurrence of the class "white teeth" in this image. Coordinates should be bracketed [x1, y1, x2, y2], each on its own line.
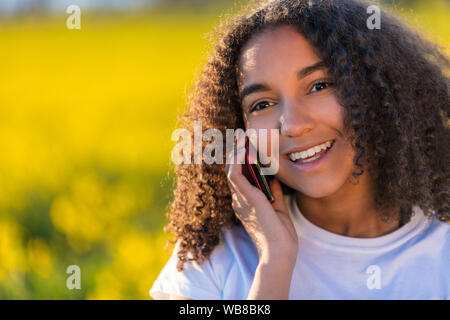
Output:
[288, 140, 333, 162]
[289, 153, 297, 162]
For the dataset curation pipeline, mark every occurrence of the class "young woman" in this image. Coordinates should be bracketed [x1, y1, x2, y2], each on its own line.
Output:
[150, 0, 449, 299]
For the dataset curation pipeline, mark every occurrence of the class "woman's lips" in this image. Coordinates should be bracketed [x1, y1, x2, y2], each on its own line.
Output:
[285, 139, 335, 172]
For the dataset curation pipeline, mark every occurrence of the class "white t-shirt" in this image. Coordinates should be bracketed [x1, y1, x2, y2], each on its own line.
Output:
[149, 192, 450, 299]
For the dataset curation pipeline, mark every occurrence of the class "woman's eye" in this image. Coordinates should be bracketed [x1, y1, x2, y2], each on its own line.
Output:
[310, 81, 333, 93]
[250, 101, 275, 113]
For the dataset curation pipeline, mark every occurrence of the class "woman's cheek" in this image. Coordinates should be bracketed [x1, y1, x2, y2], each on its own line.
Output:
[314, 95, 346, 129]
[246, 118, 279, 158]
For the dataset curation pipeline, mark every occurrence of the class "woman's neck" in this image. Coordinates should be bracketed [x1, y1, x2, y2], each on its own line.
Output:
[295, 171, 401, 238]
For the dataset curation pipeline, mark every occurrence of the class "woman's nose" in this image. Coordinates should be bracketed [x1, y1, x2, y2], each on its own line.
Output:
[279, 103, 315, 137]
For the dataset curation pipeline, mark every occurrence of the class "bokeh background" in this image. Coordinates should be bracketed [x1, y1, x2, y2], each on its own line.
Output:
[0, 0, 448, 299]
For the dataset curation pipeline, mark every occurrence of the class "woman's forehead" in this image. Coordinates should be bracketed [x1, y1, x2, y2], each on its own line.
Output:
[237, 25, 320, 86]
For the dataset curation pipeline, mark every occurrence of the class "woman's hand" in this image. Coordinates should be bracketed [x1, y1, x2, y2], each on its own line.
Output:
[224, 135, 298, 264]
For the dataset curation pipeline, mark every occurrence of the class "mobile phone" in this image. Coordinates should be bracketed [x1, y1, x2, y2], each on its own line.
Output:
[242, 137, 275, 203]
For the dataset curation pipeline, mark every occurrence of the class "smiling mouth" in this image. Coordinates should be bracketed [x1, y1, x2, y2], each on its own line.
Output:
[287, 140, 335, 163]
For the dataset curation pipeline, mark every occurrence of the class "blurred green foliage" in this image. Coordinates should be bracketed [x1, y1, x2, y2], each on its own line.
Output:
[0, 0, 448, 299]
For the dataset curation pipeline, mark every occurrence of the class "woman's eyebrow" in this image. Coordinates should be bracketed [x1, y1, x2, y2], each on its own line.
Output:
[239, 60, 326, 102]
[297, 60, 326, 79]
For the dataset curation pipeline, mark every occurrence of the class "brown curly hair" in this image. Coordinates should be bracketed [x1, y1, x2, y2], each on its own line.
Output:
[162, 0, 450, 271]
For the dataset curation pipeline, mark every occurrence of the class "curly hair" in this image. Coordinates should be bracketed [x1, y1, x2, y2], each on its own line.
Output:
[162, 0, 450, 271]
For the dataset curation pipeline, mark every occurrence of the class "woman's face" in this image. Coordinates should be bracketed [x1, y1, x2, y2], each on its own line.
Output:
[238, 25, 357, 198]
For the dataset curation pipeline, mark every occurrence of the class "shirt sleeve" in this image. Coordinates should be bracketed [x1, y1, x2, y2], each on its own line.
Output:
[149, 239, 228, 300]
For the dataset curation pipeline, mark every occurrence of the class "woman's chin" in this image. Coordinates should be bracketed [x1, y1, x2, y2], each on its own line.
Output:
[287, 180, 342, 199]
